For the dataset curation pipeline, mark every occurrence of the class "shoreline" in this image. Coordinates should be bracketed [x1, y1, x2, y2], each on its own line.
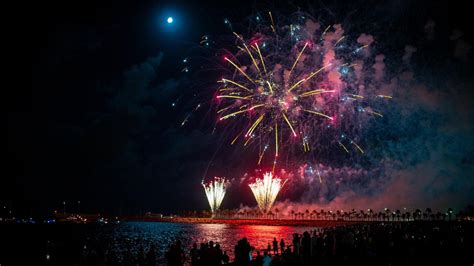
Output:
[127, 217, 370, 227]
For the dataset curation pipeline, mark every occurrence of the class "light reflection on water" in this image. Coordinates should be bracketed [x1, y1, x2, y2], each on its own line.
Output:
[107, 222, 315, 259]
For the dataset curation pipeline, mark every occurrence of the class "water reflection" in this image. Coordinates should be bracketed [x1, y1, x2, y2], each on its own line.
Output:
[108, 222, 314, 259]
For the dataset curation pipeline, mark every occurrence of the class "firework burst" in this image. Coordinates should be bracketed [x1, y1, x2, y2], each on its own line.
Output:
[216, 12, 391, 168]
[249, 172, 287, 213]
[202, 177, 229, 215]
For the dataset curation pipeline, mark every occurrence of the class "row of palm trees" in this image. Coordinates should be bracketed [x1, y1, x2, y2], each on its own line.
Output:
[177, 207, 459, 221]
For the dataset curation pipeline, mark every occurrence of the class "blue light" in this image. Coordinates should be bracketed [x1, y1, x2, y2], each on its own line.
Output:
[167, 17, 174, 24]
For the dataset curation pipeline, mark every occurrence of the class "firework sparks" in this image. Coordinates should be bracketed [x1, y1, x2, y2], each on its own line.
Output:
[249, 172, 287, 213]
[202, 177, 229, 216]
[212, 12, 391, 166]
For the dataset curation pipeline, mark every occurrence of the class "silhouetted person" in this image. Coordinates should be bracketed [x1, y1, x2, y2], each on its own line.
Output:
[269, 254, 281, 266]
[199, 242, 209, 265]
[301, 231, 311, 264]
[251, 250, 263, 266]
[222, 251, 230, 264]
[292, 233, 300, 255]
[279, 239, 285, 254]
[272, 238, 278, 255]
[166, 240, 185, 266]
[208, 240, 218, 266]
[263, 251, 272, 266]
[235, 238, 251, 266]
[190, 243, 199, 266]
[213, 242, 223, 266]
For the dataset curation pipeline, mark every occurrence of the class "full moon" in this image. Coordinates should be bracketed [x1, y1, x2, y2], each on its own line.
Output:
[167, 17, 173, 24]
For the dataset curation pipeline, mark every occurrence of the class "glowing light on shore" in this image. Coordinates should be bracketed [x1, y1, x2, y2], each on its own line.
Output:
[249, 172, 287, 213]
[202, 177, 229, 216]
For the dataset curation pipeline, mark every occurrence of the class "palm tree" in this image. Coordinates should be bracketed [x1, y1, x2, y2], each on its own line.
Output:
[290, 210, 295, 220]
[268, 211, 274, 220]
[396, 210, 401, 221]
[413, 209, 420, 220]
[305, 209, 310, 220]
[274, 208, 279, 220]
[367, 209, 373, 221]
[384, 208, 390, 221]
[344, 212, 349, 221]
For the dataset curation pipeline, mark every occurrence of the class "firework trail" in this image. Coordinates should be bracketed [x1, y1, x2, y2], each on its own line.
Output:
[215, 12, 391, 167]
[249, 172, 287, 213]
[202, 177, 229, 216]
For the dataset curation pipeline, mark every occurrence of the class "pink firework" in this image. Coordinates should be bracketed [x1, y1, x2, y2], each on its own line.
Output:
[216, 12, 391, 168]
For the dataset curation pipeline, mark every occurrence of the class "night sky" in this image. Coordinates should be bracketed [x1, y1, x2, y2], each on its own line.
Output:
[7, 0, 474, 217]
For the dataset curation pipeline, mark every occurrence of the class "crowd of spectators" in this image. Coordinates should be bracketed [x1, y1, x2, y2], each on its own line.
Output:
[166, 222, 472, 266]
